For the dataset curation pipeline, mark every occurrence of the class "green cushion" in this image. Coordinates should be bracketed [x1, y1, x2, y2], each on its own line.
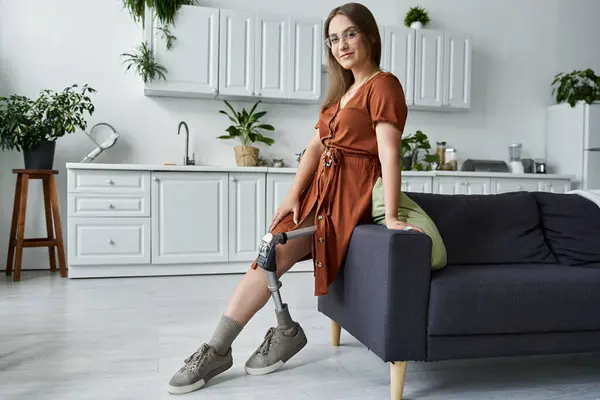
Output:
[371, 177, 447, 269]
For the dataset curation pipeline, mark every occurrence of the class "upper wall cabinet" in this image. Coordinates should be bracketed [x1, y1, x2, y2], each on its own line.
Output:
[409, 29, 472, 111]
[143, 6, 322, 104]
[324, 25, 472, 111]
[144, 5, 220, 98]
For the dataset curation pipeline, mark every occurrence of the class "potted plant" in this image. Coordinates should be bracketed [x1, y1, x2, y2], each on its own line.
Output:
[217, 100, 275, 166]
[404, 6, 431, 29]
[0, 84, 96, 169]
[401, 130, 439, 171]
[551, 68, 600, 107]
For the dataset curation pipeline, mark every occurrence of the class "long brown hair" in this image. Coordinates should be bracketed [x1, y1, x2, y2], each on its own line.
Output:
[322, 3, 382, 109]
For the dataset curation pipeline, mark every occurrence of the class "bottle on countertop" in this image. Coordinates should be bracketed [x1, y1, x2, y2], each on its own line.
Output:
[435, 141, 446, 168]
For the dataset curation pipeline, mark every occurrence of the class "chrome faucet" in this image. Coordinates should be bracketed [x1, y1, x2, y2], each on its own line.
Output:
[177, 121, 195, 166]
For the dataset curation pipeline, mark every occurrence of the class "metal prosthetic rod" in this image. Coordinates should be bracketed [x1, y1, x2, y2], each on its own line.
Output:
[255, 225, 317, 311]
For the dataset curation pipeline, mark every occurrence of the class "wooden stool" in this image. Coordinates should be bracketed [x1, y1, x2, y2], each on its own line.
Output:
[5, 169, 67, 281]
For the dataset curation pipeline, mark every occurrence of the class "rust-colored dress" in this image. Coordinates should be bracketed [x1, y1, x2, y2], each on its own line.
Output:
[250, 71, 408, 296]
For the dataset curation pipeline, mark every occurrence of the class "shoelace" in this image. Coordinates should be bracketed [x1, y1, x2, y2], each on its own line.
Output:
[182, 343, 210, 372]
[257, 327, 280, 355]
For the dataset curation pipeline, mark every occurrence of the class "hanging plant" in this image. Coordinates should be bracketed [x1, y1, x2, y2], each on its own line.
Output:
[551, 69, 600, 107]
[121, 42, 168, 83]
[404, 6, 430, 29]
[121, 0, 196, 83]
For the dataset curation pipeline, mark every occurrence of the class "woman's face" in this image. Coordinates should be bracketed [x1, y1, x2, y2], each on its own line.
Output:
[327, 14, 370, 70]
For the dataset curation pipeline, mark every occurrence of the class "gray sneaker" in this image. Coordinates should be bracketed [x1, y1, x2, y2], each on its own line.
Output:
[244, 323, 307, 375]
[167, 343, 233, 395]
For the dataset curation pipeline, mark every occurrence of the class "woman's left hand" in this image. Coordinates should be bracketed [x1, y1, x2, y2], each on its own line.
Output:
[385, 218, 424, 233]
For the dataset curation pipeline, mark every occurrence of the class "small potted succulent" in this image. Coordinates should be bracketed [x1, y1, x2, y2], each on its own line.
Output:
[217, 100, 275, 166]
[551, 68, 600, 107]
[404, 6, 431, 29]
[0, 84, 96, 169]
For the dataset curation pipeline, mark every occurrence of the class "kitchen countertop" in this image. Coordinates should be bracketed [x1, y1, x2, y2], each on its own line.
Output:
[65, 163, 575, 180]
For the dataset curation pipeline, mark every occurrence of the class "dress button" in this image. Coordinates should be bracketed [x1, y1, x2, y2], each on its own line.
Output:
[318, 237, 324, 243]
[317, 261, 323, 268]
[318, 215, 323, 220]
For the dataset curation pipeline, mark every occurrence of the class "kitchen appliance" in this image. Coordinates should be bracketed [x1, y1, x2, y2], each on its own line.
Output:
[522, 158, 534, 173]
[508, 143, 524, 173]
[546, 102, 600, 189]
[81, 122, 120, 163]
[534, 159, 547, 174]
[461, 159, 509, 172]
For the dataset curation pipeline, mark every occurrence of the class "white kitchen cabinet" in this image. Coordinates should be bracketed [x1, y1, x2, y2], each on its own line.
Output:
[391, 27, 471, 111]
[266, 173, 296, 226]
[288, 16, 322, 102]
[218, 9, 255, 97]
[434, 176, 491, 194]
[151, 172, 229, 264]
[414, 29, 445, 108]
[228, 173, 266, 261]
[539, 179, 571, 193]
[68, 217, 151, 265]
[144, 5, 220, 98]
[218, 10, 321, 102]
[402, 176, 433, 193]
[443, 32, 471, 109]
[255, 13, 289, 99]
[491, 178, 541, 194]
[383, 26, 415, 106]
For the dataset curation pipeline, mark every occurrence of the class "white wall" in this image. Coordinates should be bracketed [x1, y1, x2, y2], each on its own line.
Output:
[0, 0, 598, 271]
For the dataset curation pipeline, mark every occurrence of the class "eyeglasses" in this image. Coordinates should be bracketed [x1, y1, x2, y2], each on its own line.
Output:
[325, 28, 360, 49]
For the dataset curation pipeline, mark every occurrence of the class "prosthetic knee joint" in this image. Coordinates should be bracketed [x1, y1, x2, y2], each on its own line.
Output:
[255, 226, 317, 312]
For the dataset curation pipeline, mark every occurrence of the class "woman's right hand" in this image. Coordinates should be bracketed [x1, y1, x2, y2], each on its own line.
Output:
[270, 194, 300, 231]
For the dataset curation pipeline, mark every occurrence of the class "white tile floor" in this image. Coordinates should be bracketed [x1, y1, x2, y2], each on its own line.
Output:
[2, 270, 600, 399]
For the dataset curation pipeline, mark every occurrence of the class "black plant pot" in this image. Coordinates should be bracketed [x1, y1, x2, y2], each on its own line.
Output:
[23, 140, 56, 170]
[401, 155, 413, 170]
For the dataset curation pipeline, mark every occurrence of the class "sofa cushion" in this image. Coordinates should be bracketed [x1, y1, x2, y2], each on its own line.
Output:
[427, 263, 600, 336]
[531, 191, 600, 265]
[406, 191, 556, 265]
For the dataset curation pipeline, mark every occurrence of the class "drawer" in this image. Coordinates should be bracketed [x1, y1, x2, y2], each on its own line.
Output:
[68, 169, 150, 194]
[67, 217, 151, 265]
[68, 193, 150, 217]
[491, 178, 541, 194]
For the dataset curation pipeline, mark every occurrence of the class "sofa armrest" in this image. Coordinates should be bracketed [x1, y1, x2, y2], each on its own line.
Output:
[317, 224, 432, 362]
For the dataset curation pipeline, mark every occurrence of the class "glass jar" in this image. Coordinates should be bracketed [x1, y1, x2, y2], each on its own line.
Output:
[444, 148, 457, 170]
[436, 141, 446, 166]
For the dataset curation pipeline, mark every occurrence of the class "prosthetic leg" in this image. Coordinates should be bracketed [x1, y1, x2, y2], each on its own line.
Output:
[244, 225, 317, 376]
[255, 225, 317, 312]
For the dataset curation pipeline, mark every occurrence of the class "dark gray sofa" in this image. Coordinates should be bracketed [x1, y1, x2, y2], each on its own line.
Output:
[318, 190, 600, 399]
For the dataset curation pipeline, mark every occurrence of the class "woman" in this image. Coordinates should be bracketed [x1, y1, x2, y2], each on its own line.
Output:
[168, 2, 445, 394]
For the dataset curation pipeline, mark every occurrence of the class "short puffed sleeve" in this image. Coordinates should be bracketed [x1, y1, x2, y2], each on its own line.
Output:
[368, 73, 408, 133]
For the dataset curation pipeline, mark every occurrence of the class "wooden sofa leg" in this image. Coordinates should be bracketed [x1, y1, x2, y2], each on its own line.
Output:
[330, 320, 341, 346]
[390, 361, 407, 400]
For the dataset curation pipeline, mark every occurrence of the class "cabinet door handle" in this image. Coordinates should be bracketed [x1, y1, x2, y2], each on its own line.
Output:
[108, 203, 114, 209]
[152, 176, 158, 182]
[106, 179, 114, 185]
[107, 239, 114, 245]
[230, 176, 236, 182]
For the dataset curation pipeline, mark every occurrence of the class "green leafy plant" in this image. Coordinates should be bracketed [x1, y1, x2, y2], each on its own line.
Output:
[401, 130, 438, 171]
[0, 84, 96, 152]
[121, 0, 196, 82]
[404, 6, 431, 28]
[551, 68, 600, 107]
[123, 0, 196, 27]
[217, 100, 275, 147]
[121, 42, 168, 83]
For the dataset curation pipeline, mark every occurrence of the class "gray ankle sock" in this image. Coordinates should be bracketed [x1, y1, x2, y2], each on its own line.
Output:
[276, 304, 298, 335]
[208, 315, 245, 355]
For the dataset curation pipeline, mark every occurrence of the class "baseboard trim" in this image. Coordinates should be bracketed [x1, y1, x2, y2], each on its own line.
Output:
[66, 259, 314, 278]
